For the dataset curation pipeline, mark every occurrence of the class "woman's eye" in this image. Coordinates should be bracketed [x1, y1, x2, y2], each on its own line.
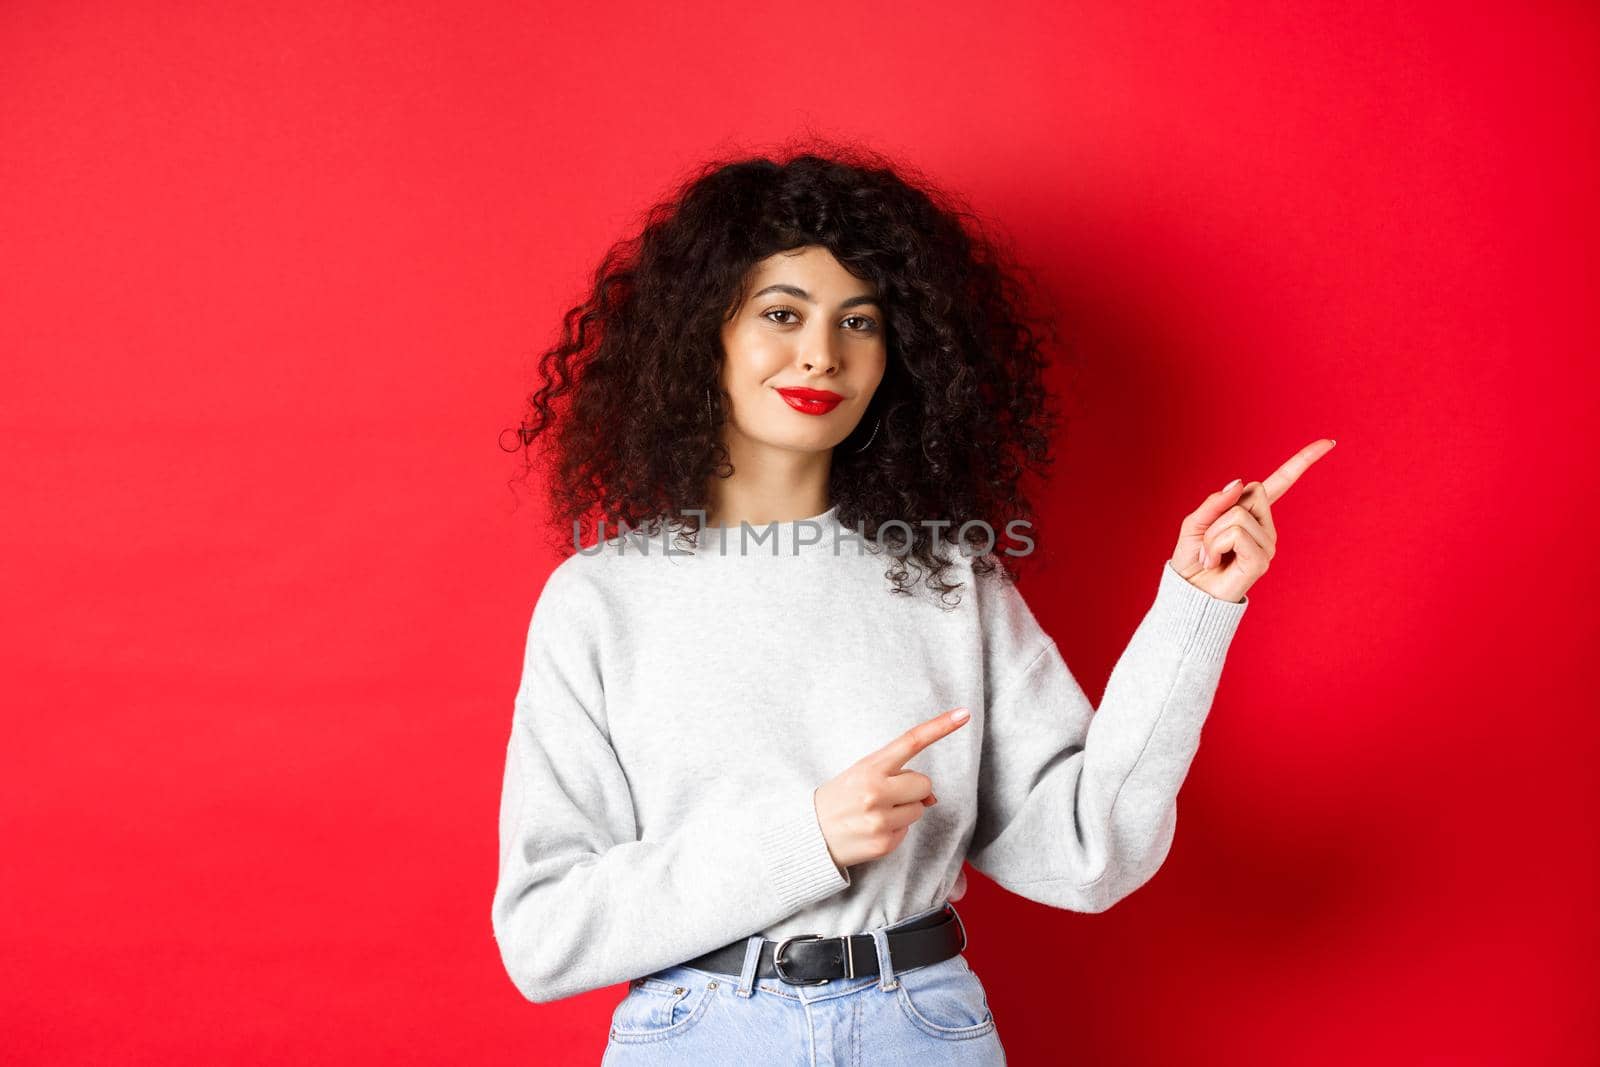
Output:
[763, 308, 879, 332]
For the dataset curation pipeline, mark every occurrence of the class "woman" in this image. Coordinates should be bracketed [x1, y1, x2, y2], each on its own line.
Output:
[492, 145, 1332, 1064]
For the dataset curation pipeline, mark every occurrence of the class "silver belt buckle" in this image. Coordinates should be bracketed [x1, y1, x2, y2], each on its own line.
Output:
[772, 933, 836, 986]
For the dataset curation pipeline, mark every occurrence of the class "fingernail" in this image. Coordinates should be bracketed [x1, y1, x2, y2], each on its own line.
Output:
[951, 707, 970, 722]
[928, 794, 939, 805]
[1222, 477, 1242, 492]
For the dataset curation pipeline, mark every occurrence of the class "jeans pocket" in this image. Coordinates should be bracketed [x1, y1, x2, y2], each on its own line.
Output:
[895, 954, 996, 1040]
[608, 975, 718, 1044]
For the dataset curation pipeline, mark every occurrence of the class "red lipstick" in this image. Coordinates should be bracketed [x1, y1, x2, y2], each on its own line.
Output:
[776, 387, 844, 415]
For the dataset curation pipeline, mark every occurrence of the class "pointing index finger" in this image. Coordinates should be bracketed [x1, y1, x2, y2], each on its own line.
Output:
[1261, 438, 1336, 505]
[871, 707, 971, 773]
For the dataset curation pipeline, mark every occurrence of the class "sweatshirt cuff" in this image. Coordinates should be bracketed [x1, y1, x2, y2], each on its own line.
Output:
[757, 786, 852, 912]
[1149, 560, 1250, 661]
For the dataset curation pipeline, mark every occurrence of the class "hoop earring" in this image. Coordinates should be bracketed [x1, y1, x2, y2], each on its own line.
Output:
[851, 417, 880, 453]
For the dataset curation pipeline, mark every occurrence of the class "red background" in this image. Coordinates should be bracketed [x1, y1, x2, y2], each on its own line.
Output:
[4, 3, 1595, 1064]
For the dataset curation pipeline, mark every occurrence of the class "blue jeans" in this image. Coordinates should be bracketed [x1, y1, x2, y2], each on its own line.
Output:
[600, 901, 1006, 1066]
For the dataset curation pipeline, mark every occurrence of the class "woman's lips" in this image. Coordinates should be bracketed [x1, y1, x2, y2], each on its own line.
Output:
[775, 387, 844, 415]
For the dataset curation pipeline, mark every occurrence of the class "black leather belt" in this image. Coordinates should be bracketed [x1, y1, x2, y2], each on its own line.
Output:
[680, 902, 968, 985]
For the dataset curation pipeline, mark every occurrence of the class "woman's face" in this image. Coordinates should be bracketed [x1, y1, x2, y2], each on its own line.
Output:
[718, 245, 887, 455]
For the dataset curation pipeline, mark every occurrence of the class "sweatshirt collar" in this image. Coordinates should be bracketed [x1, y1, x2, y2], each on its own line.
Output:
[677, 504, 845, 557]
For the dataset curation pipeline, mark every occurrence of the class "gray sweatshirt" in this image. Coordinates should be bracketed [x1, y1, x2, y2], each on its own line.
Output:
[492, 505, 1249, 1003]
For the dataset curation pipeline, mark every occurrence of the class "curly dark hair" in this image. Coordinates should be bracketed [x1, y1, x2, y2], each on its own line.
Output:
[502, 139, 1074, 605]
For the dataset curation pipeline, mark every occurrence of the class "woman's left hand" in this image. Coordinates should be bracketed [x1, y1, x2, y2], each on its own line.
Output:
[1170, 438, 1336, 604]
[953, 440, 1334, 904]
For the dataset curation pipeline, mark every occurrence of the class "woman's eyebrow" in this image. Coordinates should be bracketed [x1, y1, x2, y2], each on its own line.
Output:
[752, 283, 881, 309]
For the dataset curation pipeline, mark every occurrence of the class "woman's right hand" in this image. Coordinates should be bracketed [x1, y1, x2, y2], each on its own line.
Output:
[812, 707, 971, 872]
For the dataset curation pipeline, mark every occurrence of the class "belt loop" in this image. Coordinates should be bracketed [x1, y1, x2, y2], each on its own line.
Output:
[735, 934, 764, 998]
[869, 923, 898, 991]
[947, 900, 969, 954]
